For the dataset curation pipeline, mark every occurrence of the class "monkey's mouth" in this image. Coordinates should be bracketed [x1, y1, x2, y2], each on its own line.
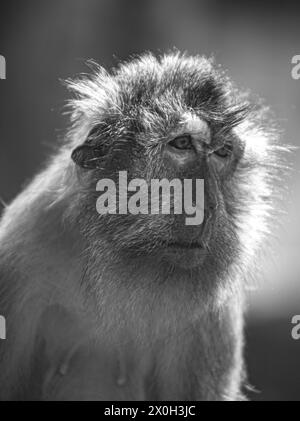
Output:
[162, 240, 204, 249]
[158, 239, 208, 269]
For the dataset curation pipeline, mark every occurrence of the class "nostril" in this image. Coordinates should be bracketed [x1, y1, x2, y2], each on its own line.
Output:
[207, 203, 218, 217]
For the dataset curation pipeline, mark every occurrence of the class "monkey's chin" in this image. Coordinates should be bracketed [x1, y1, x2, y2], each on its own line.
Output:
[160, 245, 207, 269]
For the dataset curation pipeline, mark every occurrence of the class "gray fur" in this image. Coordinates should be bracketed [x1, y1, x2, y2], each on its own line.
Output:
[0, 52, 288, 400]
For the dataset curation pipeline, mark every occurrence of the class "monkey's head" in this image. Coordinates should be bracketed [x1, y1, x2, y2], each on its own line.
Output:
[67, 53, 286, 286]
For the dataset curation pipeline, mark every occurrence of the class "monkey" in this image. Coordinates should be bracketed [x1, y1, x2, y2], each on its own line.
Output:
[0, 52, 288, 401]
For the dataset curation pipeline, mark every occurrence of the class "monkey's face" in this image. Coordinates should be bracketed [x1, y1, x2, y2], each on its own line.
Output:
[70, 54, 276, 275]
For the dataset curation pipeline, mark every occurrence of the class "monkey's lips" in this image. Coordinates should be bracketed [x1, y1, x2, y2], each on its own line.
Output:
[163, 240, 204, 249]
[159, 239, 208, 268]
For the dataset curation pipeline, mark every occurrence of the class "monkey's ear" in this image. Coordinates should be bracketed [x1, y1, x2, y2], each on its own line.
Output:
[71, 126, 108, 170]
[71, 144, 102, 169]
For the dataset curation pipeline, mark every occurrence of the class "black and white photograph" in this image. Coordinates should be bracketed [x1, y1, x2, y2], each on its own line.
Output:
[0, 0, 300, 404]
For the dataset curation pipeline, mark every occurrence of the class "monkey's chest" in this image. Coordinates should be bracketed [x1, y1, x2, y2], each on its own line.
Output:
[36, 305, 238, 401]
[41, 334, 228, 401]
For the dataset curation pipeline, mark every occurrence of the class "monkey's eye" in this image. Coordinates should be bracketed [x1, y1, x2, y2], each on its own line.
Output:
[169, 135, 193, 150]
[214, 144, 232, 158]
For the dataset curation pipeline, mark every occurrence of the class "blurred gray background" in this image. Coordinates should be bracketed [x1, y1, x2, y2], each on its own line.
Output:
[0, 0, 300, 401]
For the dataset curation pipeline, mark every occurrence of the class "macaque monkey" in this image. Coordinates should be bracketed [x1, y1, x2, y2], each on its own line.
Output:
[0, 53, 287, 400]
